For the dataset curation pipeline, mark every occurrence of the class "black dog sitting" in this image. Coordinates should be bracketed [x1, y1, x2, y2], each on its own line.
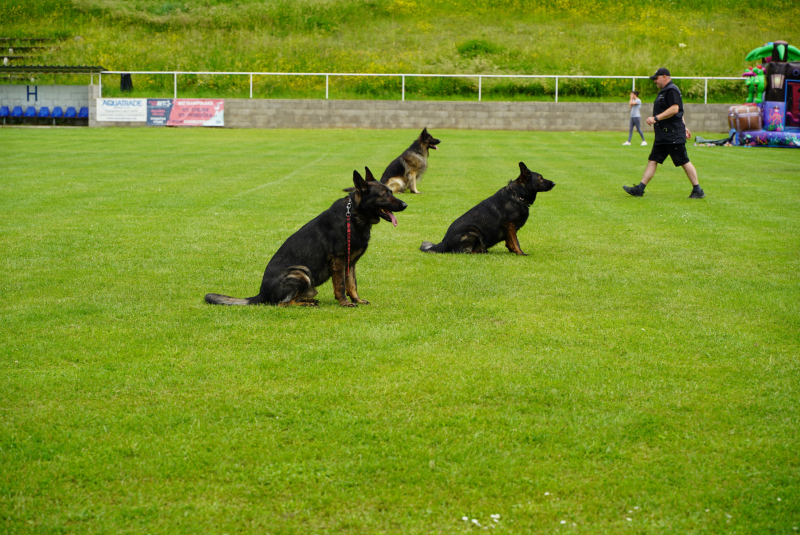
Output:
[420, 162, 554, 255]
[205, 168, 407, 307]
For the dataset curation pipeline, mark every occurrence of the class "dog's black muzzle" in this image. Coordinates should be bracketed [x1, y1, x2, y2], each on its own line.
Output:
[542, 180, 555, 191]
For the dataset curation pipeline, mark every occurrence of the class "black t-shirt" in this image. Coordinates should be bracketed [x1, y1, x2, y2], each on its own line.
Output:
[652, 81, 686, 145]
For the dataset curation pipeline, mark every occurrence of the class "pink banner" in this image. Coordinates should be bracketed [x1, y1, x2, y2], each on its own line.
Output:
[148, 99, 224, 127]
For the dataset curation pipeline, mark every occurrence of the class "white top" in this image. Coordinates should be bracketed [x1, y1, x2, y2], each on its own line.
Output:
[630, 98, 642, 118]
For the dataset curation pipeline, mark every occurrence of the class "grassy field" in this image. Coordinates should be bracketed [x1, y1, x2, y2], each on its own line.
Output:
[1, 127, 799, 533]
[4, 0, 800, 101]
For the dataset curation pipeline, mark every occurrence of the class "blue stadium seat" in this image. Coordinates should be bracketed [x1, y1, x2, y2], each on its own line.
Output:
[77, 106, 89, 118]
[24, 106, 37, 117]
[37, 106, 50, 118]
[64, 107, 77, 118]
[51, 106, 63, 118]
[11, 106, 23, 117]
[0, 106, 9, 117]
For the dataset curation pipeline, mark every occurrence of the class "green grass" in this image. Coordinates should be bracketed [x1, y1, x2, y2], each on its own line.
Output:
[4, 0, 799, 101]
[1, 127, 799, 533]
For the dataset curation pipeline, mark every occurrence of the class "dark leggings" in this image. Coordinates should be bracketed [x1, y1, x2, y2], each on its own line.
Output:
[628, 117, 644, 142]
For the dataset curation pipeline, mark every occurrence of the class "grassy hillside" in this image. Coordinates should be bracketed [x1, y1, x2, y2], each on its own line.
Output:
[4, 1, 800, 98]
[5, 0, 800, 101]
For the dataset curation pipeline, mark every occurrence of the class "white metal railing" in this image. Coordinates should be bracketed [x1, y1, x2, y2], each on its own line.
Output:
[99, 71, 742, 104]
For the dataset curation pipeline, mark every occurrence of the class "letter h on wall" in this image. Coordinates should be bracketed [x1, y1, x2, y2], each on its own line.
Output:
[27, 86, 38, 102]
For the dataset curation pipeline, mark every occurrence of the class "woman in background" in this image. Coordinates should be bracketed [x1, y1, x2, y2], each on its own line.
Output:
[623, 90, 647, 146]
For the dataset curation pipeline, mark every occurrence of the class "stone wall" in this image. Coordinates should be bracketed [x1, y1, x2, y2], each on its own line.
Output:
[87, 87, 732, 132]
[0, 84, 90, 111]
[222, 99, 730, 133]
[225, 99, 728, 132]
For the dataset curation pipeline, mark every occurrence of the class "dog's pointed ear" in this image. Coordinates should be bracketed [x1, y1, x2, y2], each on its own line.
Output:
[353, 170, 369, 192]
[517, 162, 531, 183]
[421, 127, 428, 136]
[364, 167, 377, 182]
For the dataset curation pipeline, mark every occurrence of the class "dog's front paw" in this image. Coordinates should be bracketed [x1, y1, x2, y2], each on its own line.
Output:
[353, 299, 370, 305]
[340, 301, 357, 307]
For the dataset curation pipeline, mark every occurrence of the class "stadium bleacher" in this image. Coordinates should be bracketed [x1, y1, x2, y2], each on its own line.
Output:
[0, 104, 90, 125]
[0, 63, 104, 126]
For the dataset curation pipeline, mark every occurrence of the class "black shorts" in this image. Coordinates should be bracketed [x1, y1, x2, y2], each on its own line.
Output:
[649, 144, 690, 167]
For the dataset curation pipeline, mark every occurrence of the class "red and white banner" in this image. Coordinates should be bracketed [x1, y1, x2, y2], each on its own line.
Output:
[147, 99, 224, 127]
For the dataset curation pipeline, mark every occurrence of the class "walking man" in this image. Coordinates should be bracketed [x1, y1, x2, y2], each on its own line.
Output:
[623, 68, 705, 199]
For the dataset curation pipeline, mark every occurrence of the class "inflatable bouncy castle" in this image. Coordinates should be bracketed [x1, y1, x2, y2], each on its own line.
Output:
[730, 40, 800, 148]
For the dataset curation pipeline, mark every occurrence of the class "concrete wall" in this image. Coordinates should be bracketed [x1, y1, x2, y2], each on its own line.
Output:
[86, 86, 732, 132]
[0, 84, 90, 110]
[221, 99, 730, 132]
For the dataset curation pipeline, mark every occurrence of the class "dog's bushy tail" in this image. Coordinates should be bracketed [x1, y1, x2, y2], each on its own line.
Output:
[205, 293, 262, 305]
[420, 241, 446, 253]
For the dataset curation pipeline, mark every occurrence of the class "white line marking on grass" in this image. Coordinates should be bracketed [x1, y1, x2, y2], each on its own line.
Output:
[209, 147, 342, 210]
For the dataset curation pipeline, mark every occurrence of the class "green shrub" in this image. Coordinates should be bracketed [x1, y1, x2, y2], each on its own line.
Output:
[457, 39, 500, 58]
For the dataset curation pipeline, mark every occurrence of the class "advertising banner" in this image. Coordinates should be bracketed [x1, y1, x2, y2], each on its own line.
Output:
[147, 99, 174, 126]
[147, 99, 224, 127]
[96, 98, 147, 122]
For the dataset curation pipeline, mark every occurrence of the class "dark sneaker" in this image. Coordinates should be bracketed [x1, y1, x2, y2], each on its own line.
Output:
[689, 188, 705, 199]
[623, 185, 644, 197]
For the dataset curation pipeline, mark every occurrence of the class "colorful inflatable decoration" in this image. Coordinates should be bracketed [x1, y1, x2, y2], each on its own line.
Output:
[731, 40, 800, 148]
[746, 41, 800, 63]
[752, 65, 766, 103]
[766, 104, 784, 131]
[743, 68, 756, 103]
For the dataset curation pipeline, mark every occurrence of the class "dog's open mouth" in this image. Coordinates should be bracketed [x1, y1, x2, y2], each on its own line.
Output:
[379, 209, 398, 227]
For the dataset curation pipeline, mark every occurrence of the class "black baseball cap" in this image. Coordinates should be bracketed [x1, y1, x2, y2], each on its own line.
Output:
[649, 67, 671, 80]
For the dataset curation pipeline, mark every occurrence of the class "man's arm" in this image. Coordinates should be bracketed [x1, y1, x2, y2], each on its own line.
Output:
[646, 104, 680, 125]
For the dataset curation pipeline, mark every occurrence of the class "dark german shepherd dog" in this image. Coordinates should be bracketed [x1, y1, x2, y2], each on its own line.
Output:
[205, 168, 407, 307]
[380, 127, 441, 194]
[420, 162, 554, 255]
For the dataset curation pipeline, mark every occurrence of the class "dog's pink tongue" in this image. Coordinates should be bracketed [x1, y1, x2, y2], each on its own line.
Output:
[388, 210, 397, 227]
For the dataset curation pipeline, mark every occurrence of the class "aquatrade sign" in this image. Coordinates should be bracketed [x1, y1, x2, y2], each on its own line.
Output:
[147, 99, 224, 127]
[96, 98, 147, 122]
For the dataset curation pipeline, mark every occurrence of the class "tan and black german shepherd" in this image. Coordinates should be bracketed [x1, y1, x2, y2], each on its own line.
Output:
[380, 127, 441, 194]
[420, 162, 555, 255]
[205, 168, 407, 307]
